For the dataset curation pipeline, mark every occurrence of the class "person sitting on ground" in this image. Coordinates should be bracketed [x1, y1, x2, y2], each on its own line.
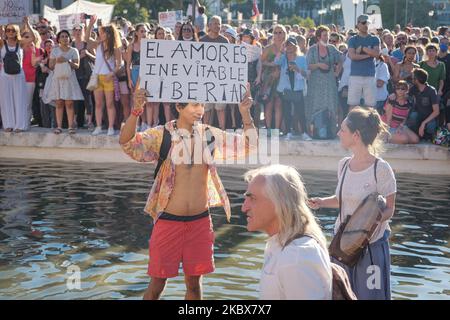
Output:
[242, 164, 332, 300]
[382, 80, 419, 144]
[119, 83, 257, 300]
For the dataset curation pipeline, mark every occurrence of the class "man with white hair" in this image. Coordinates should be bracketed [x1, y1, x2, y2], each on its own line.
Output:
[242, 165, 332, 300]
[200, 15, 229, 129]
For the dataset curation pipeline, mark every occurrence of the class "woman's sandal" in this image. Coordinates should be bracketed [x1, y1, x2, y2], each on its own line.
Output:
[53, 128, 62, 135]
[68, 128, 76, 135]
[5, 128, 13, 133]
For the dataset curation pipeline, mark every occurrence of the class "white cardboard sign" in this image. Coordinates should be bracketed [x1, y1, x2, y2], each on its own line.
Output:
[139, 40, 248, 104]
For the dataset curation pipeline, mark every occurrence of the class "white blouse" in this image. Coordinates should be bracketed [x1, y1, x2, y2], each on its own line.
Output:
[334, 156, 397, 243]
[259, 235, 332, 300]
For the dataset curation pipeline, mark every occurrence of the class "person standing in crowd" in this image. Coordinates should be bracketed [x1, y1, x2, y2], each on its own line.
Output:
[275, 36, 310, 140]
[21, 18, 43, 129]
[47, 30, 84, 134]
[261, 24, 285, 132]
[295, 34, 308, 55]
[381, 32, 395, 55]
[347, 15, 380, 110]
[86, 15, 122, 136]
[419, 44, 446, 100]
[36, 39, 55, 128]
[147, 26, 172, 127]
[390, 32, 408, 63]
[306, 25, 342, 138]
[194, 0, 207, 35]
[382, 80, 419, 144]
[338, 43, 352, 125]
[241, 28, 262, 128]
[309, 107, 396, 300]
[375, 54, 390, 115]
[199, 16, 229, 129]
[178, 22, 198, 42]
[72, 23, 95, 130]
[242, 165, 332, 300]
[0, 24, 27, 132]
[223, 27, 241, 129]
[438, 36, 450, 130]
[173, 22, 182, 41]
[117, 37, 131, 125]
[392, 46, 419, 85]
[407, 68, 440, 140]
[119, 83, 256, 300]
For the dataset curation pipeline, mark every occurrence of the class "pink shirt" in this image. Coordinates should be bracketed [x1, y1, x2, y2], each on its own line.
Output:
[23, 47, 42, 82]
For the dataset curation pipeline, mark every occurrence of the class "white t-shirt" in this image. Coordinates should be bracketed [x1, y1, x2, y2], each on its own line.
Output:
[375, 60, 390, 102]
[334, 157, 397, 243]
[259, 235, 332, 300]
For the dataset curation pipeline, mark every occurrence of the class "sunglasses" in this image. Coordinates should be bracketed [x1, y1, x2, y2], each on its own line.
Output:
[5, 28, 16, 33]
[329, 39, 337, 43]
[182, 28, 192, 32]
[397, 37, 406, 41]
[274, 31, 284, 35]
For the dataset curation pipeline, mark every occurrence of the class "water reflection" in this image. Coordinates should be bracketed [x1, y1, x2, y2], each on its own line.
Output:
[0, 159, 448, 300]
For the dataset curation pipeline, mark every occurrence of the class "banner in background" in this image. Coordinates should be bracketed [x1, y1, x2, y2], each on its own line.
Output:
[43, 0, 113, 31]
[139, 40, 248, 104]
[158, 10, 183, 30]
[0, 0, 30, 25]
[58, 13, 84, 31]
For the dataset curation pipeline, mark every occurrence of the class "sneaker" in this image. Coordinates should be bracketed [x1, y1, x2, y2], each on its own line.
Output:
[107, 128, 115, 136]
[301, 133, 313, 141]
[286, 132, 293, 140]
[92, 126, 103, 136]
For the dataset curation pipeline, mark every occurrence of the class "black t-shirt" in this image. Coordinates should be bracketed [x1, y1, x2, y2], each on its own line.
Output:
[437, 53, 450, 93]
[409, 84, 438, 118]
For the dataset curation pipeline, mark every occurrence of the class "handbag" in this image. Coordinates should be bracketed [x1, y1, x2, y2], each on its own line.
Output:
[54, 61, 72, 79]
[329, 158, 385, 267]
[86, 73, 98, 91]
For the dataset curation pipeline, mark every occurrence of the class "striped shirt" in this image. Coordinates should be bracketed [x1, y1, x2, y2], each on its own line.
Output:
[382, 98, 412, 128]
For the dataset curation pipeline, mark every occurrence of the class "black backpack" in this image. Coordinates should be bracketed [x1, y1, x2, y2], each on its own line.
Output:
[3, 43, 21, 75]
[153, 127, 216, 179]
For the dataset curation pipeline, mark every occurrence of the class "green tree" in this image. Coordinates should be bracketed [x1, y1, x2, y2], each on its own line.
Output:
[379, 0, 434, 29]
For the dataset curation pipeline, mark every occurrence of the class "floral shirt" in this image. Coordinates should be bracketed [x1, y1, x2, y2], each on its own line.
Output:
[120, 120, 257, 222]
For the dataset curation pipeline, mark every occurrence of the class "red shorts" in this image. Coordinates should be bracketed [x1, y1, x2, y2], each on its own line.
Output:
[148, 211, 215, 278]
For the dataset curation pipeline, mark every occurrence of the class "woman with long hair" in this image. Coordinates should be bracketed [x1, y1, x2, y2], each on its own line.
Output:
[0, 24, 27, 132]
[21, 18, 42, 130]
[72, 23, 95, 130]
[86, 15, 122, 136]
[261, 24, 286, 131]
[47, 30, 84, 134]
[393, 46, 419, 85]
[309, 107, 396, 300]
[178, 22, 198, 42]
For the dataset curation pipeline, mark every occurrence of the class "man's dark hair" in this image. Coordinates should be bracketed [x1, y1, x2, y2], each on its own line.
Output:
[198, 6, 205, 14]
[413, 68, 428, 85]
[170, 103, 188, 119]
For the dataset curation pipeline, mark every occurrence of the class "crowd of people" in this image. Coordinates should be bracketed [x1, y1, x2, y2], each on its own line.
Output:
[0, 8, 449, 145]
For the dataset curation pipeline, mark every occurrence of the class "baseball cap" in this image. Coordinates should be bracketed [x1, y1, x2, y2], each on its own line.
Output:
[225, 27, 238, 40]
[357, 14, 371, 24]
[286, 36, 298, 46]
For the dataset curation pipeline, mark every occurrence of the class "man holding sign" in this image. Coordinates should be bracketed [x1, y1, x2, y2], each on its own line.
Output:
[119, 80, 257, 299]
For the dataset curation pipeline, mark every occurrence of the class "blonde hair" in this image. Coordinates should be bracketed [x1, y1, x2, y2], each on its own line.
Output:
[273, 24, 288, 42]
[345, 107, 389, 156]
[244, 165, 327, 250]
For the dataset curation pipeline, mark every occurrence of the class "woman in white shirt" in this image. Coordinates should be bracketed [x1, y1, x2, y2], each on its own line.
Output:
[308, 107, 397, 300]
[242, 165, 332, 300]
[85, 15, 122, 136]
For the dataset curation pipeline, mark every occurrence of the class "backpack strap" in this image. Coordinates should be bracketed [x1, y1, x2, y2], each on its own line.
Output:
[154, 128, 172, 179]
[373, 158, 379, 185]
[338, 158, 351, 224]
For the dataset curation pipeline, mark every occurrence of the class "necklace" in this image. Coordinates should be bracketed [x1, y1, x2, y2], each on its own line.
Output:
[174, 121, 195, 166]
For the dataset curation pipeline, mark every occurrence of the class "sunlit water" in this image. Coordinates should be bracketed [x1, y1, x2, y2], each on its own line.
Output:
[0, 159, 448, 300]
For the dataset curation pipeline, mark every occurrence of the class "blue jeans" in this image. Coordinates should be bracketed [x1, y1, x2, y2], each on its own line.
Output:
[406, 111, 437, 137]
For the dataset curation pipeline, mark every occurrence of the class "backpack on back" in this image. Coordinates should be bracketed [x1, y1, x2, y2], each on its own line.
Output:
[3, 44, 21, 75]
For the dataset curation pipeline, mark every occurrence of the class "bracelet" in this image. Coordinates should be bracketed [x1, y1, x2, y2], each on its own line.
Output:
[131, 109, 143, 117]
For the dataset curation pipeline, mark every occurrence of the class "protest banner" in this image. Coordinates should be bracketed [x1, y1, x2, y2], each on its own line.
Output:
[0, 0, 30, 24]
[139, 40, 248, 104]
[58, 13, 84, 31]
[158, 10, 183, 30]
